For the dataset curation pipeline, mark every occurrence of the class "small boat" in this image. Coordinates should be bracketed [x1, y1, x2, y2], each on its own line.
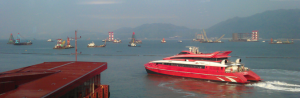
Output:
[128, 42, 141, 47]
[13, 33, 32, 45]
[88, 41, 106, 47]
[262, 41, 265, 42]
[178, 40, 182, 43]
[47, 39, 54, 42]
[161, 38, 166, 43]
[87, 41, 96, 47]
[113, 39, 122, 43]
[128, 32, 141, 47]
[7, 33, 15, 44]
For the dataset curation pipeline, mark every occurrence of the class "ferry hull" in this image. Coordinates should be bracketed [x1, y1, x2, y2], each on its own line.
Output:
[145, 64, 261, 84]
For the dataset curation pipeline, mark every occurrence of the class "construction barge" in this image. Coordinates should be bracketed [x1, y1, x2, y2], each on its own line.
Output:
[269, 38, 293, 44]
[196, 29, 225, 43]
[53, 37, 74, 49]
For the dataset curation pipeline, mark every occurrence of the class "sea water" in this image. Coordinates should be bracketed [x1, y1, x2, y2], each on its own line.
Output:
[0, 40, 300, 98]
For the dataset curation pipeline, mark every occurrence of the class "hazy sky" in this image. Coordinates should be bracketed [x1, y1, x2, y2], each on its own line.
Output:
[1, 0, 300, 39]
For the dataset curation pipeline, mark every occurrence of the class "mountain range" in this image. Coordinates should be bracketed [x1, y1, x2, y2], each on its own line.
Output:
[110, 9, 300, 40]
[51, 9, 300, 40]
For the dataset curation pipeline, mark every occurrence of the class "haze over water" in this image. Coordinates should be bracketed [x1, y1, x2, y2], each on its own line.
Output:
[1, 40, 300, 97]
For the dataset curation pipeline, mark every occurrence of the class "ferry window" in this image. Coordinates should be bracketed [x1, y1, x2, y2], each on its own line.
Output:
[178, 52, 190, 54]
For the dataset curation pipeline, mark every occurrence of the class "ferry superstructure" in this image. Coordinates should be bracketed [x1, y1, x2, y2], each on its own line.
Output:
[163, 46, 231, 62]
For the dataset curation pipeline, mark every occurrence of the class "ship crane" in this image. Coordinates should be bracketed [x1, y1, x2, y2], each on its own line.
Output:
[202, 29, 210, 42]
[214, 34, 225, 42]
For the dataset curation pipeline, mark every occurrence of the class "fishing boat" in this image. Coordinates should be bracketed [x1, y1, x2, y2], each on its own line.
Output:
[128, 32, 141, 47]
[161, 38, 166, 43]
[13, 33, 32, 45]
[7, 33, 15, 44]
[47, 39, 54, 42]
[87, 41, 106, 47]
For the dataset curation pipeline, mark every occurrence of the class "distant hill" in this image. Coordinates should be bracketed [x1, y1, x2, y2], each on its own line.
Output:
[112, 9, 300, 40]
[113, 23, 200, 40]
[206, 9, 300, 39]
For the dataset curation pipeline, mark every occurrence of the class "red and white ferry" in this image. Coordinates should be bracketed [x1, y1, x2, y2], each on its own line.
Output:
[144, 47, 261, 84]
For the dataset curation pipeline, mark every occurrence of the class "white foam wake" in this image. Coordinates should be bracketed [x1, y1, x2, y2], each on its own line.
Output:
[246, 81, 300, 92]
[158, 82, 196, 97]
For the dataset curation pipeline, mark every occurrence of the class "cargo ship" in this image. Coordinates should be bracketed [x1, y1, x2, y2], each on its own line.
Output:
[144, 46, 261, 83]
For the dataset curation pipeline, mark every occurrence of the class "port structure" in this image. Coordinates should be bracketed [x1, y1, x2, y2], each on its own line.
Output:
[230, 30, 259, 42]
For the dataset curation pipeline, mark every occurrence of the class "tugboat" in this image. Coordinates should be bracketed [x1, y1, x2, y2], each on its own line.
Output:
[145, 46, 261, 83]
[65, 37, 74, 48]
[113, 39, 122, 43]
[128, 32, 141, 47]
[161, 38, 166, 43]
[128, 42, 141, 47]
[13, 33, 32, 45]
[7, 33, 15, 44]
[47, 39, 54, 42]
[87, 41, 96, 47]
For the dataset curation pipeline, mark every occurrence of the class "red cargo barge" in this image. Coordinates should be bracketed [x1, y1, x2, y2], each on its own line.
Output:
[0, 61, 110, 98]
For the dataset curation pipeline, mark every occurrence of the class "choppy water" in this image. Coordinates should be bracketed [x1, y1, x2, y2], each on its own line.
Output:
[0, 39, 300, 98]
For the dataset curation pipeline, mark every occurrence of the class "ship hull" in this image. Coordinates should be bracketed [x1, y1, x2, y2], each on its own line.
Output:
[144, 63, 261, 84]
[14, 42, 32, 45]
[128, 45, 141, 47]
